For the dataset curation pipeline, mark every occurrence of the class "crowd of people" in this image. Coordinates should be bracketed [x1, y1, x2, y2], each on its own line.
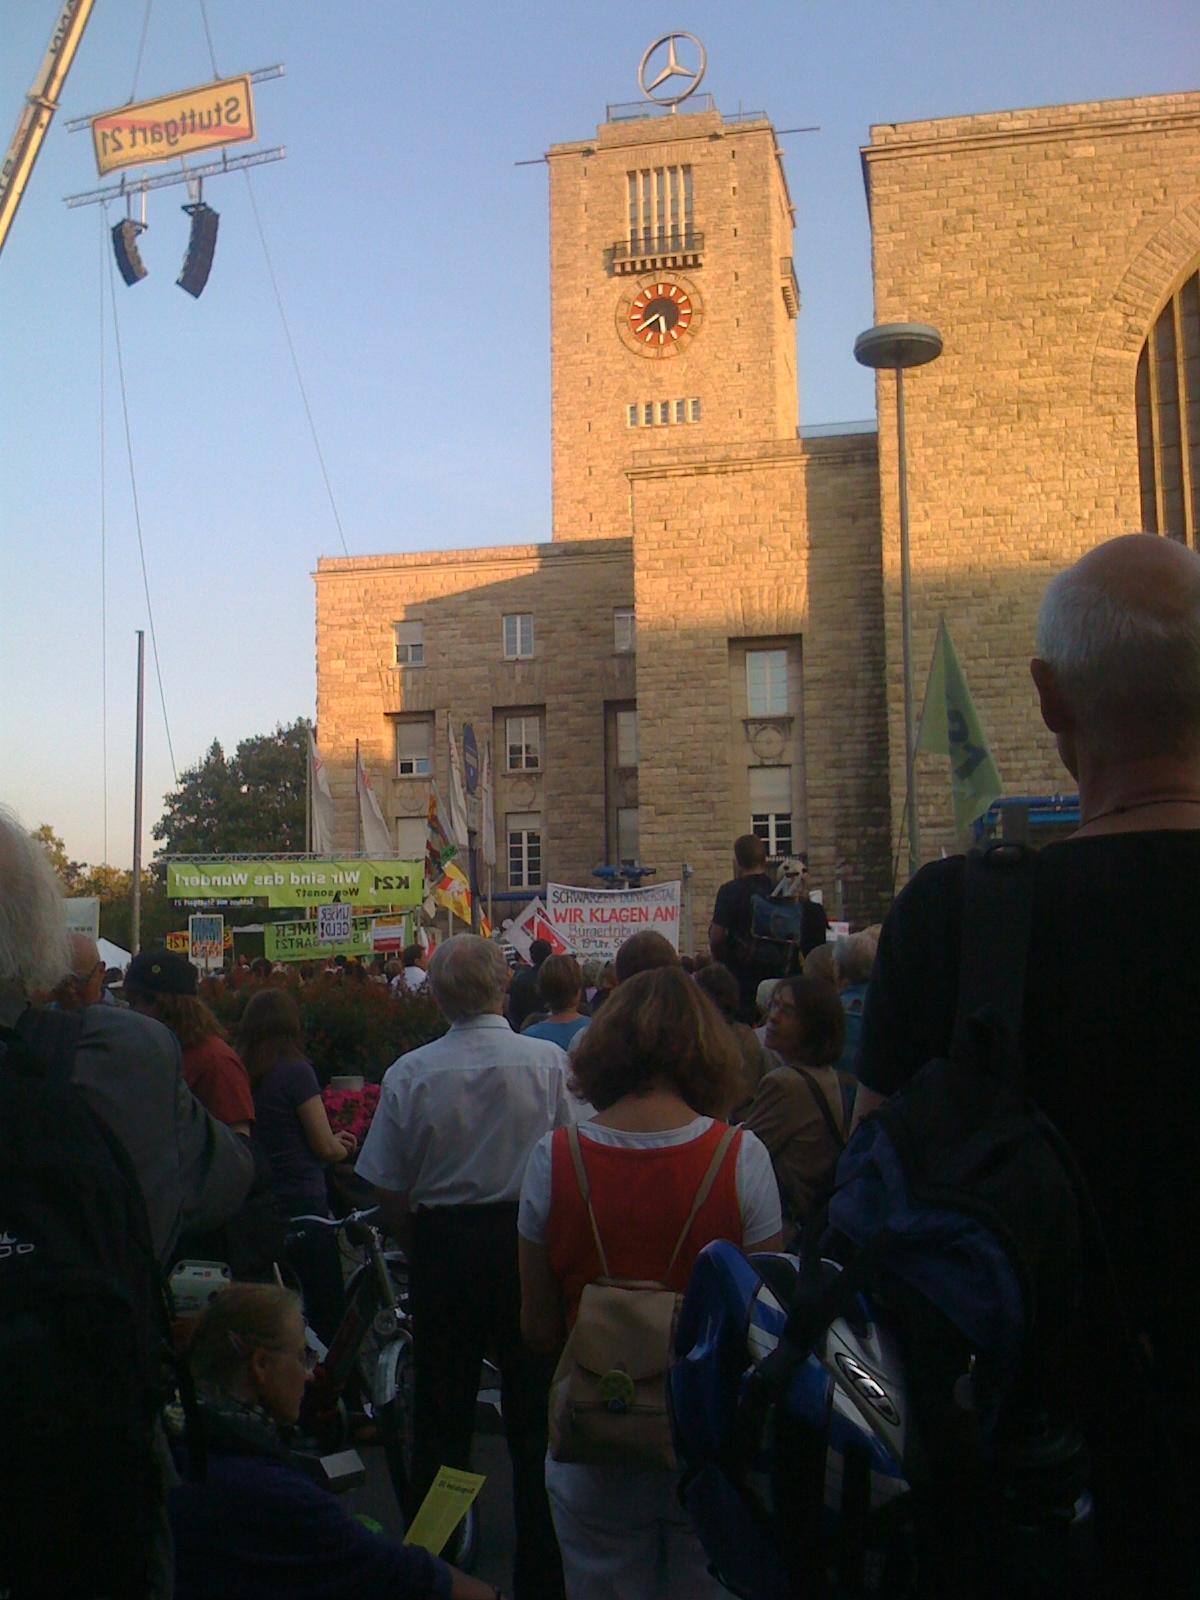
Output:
[1, 533, 1197, 1597]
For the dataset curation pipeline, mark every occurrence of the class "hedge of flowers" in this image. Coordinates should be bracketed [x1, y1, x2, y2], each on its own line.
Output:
[321, 1082, 382, 1144]
[201, 972, 447, 1086]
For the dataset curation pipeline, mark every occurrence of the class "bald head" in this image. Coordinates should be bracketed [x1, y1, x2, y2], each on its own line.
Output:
[1034, 534, 1200, 763]
[66, 934, 105, 1008]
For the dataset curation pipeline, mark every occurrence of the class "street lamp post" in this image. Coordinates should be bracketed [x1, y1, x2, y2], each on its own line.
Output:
[854, 322, 943, 880]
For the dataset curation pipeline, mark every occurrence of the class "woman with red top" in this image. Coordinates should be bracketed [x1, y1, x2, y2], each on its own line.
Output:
[518, 966, 782, 1599]
[124, 950, 255, 1133]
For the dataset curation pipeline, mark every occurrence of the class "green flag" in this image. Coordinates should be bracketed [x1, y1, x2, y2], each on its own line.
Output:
[917, 617, 1003, 833]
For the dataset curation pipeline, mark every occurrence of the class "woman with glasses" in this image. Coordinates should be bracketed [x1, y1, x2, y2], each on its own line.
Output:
[170, 1282, 504, 1600]
[740, 974, 858, 1230]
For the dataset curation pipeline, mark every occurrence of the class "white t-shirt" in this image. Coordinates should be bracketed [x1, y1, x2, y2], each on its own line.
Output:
[518, 1116, 781, 1249]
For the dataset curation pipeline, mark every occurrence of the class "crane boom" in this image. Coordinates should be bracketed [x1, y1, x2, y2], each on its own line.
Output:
[0, 0, 96, 258]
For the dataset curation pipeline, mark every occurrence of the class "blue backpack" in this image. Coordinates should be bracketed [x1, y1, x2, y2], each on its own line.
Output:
[671, 846, 1135, 1597]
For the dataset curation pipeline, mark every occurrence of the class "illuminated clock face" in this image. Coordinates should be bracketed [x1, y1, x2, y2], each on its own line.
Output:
[628, 281, 693, 349]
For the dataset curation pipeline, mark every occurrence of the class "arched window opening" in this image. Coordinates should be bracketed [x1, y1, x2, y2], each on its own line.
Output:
[1136, 262, 1199, 546]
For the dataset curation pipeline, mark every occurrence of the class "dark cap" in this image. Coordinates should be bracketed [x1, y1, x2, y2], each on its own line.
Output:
[125, 949, 198, 997]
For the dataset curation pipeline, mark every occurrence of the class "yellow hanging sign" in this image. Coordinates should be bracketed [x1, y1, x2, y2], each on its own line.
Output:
[91, 75, 256, 177]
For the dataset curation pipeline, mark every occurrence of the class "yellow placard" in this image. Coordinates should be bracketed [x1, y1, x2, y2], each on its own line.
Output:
[402, 1466, 485, 1557]
[91, 75, 256, 177]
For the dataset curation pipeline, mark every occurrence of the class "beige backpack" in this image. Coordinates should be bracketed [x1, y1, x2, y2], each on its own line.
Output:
[548, 1122, 738, 1470]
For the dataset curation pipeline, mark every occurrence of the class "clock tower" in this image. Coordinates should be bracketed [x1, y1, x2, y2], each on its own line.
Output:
[546, 91, 800, 541]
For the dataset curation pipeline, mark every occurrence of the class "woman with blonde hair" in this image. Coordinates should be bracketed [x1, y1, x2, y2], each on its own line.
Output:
[518, 965, 781, 1598]
[170, 1282, 500, 1599]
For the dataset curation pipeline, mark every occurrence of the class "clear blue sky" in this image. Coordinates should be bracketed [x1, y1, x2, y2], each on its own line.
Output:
[1, 1, 1194, 868]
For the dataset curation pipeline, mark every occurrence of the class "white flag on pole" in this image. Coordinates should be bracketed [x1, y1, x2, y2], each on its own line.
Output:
[308, 729, 336, 856]
[356, 750, 395, 856]
[481, 736, 496, 868]
[447, 722, 470, 851]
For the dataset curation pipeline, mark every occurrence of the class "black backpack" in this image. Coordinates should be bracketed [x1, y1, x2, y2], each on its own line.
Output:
[0, 1007, 173, 1599]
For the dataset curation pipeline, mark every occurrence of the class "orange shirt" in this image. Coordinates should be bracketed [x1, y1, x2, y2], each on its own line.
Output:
[182, 1035, 255, 1128]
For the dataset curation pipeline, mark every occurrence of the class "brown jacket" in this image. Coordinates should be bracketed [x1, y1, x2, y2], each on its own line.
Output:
[740, 1062, 853, 1224]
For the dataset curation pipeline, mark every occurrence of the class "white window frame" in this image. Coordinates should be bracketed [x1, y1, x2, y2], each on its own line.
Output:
[643, 402, 654, 426]
[503, 613, 534, 661]
[746, 648, 789, 717]
[658, 400, 670, 426]
[613, 607, 635, 654]
[750, 767, 793, 859]
[507, 813, 542, 890]
[674, 398, 687, 424]
[616, 708, 638, 769]
[505, 715, 541, 772]
[690, 397, 702, 422]
[627, 403, 639, 427]
[393, 621, 424, 667]
[394, 716, 433, 777]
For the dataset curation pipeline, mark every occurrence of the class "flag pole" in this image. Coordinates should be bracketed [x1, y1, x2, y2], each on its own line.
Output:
[131, 629, 144, 954]
[305, 727, 312, 853]
[354, 737, 362, 855]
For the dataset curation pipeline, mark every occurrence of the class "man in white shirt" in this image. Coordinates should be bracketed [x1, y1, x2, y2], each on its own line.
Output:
[357, 934, 573, 1599]
[390, 942, 429, 997]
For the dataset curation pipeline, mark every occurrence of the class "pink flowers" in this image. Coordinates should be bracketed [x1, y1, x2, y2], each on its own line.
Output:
[321, 1083, 382, 1146]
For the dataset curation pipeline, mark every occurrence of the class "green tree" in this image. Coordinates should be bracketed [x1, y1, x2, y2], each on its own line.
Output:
[31, 823, 84, 893]
[152, 719, 309, 857]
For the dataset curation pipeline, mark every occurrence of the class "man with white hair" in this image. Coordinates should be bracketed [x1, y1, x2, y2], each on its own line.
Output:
[357, 933, 574, 1598]
[854, 534, 1200, 1590]
[0, 808, 255, 1597]
[0, 810, 254, 1261]
[52, 931, 107, 1010]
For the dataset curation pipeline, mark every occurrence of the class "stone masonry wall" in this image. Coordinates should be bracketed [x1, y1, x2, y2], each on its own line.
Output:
[549, 110, 800, 541]
[864, 92, 1200, 859]
[629, 434, 889, 944]
[314, 539, 634, 894]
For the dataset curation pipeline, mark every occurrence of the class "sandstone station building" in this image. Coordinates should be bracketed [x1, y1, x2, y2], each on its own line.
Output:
[315, 47, 1200, 939]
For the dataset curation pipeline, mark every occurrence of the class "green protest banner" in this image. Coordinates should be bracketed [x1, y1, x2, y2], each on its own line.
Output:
[265, 918, 375, 962]
[166, 859, 422, 908]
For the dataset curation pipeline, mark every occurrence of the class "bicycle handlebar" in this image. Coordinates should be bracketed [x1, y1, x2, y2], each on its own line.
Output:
[288, 1206, 382, 1230]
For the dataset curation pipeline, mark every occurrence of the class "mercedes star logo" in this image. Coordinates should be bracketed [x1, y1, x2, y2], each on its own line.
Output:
[638, 33, 708, 108]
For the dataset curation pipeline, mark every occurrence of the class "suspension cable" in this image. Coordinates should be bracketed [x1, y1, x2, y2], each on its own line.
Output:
[104, 214, 178, 783]
[129, 0, 155, 103]
[99, 216, 110, 860]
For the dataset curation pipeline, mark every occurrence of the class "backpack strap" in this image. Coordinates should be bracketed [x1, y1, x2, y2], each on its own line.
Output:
[791, 1066, 847, 1151]
[665, 1125, 739, 1279]
[565, 1124, 612, 1279]
[566, 1122, 739, 1283]
[949, 843, 1038, 1081]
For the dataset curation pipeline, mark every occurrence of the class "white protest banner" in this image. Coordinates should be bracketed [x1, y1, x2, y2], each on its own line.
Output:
[505, 897, 574, 962]
[545, 881, 681, 961]
[318, 903, 353, 945]
[189, 913, 225, 971]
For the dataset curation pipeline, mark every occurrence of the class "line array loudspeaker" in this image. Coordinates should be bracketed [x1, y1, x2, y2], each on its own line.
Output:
[177, 204, 219, 298]
[111, 219, 148, 285]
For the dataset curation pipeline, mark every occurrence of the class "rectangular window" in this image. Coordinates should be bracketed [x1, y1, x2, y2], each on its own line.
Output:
[617, 806, 639, 865]
[750, 767, 793, 858]
[690, 397, 702, 422]
[746, 648, 789, 716]
[502, 613, 534, 660]
[616, 708, 638, 769]
[505, 715, 541, 772]
[394, 717, 432, 777]
[643, 402, 654, 427]
[658, 400, 670, 426]
[393, 621, 424, 666]
[627, 404, 639, 427]
[628, 165, 694, 252]
[675, 398, 686, 424]
[613, 607, 635, 653]
[507, 812, 542, 890]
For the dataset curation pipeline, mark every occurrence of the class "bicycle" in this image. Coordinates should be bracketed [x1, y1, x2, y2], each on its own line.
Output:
[286, 1206, 480, 1569]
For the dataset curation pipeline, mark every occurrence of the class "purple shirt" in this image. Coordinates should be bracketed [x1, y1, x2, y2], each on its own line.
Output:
[252, 1055, 327, 1211]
